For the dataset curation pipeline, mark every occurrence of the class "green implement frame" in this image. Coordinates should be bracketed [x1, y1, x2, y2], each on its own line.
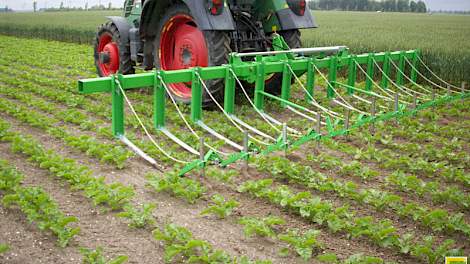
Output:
[78, 35, 468, 176]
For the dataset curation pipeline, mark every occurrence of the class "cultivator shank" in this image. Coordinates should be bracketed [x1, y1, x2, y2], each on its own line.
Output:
[78, 35, 470, 175]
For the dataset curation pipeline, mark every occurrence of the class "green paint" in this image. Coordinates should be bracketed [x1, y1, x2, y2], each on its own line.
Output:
[112, 75, 124, 137]
[154, 70, 165, 129]
[191, 68, 202, 122]
[280, 62, 292, 107]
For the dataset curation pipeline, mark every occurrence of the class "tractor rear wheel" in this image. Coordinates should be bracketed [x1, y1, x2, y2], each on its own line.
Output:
[154, 4, 231, 107]
[94, 21, 135, 77]
[264, 29, 302, 95]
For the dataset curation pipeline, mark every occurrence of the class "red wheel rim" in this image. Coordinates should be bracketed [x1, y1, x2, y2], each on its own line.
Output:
[98, 33, 119, 76]
[160, 14, 208, 99]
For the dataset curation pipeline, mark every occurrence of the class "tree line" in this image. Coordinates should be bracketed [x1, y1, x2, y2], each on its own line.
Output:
[308, 0, 428, 13]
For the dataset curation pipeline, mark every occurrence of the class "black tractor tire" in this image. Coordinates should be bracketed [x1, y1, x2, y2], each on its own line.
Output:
[264, 29, 302, 95]
[153, 4, 231, 108]
[94, 21, 135, 77]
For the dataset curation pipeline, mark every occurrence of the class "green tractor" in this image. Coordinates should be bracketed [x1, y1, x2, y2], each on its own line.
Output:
[94, 0, 316, 106]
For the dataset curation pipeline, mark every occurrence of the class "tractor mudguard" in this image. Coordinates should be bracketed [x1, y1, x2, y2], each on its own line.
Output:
[106, 16, 131, 50]
[276, 8, 317, 31]
[255, 0, 316, 33]
[139, 0, 235, 41]
[183, 0, 235, 30]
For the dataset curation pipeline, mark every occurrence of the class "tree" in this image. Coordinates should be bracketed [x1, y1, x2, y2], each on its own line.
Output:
[108, 2, 112, 10]
[33, 1, 37, 12]
[409, 1, 417, 12]
[60, 1, 64, 9]
[85, 2, 88, 11]
[397, 0, 409, 12]
[416, 0, 426, 13]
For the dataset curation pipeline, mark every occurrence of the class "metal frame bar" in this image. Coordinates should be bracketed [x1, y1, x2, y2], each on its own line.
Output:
[78, 39, 430, 176]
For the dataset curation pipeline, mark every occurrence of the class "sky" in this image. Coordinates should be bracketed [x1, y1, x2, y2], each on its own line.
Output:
[2, 0, 470, 11]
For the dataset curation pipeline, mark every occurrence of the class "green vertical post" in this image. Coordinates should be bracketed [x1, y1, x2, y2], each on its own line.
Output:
[396, 51, 406, 86]
[410, 50, 419, 83]
[191, 67, 202, 122]
[154, 70, 165, 129]
[380, 52, 391, 89]
[281, 61, 292, 107]
[111, 75, 124, 137]
[224, 66, 236, 114]
[365, 53, 374, 91]
[305, 58, 315, 102]
[327, 56, 337, 98]
[347, 56, 356, 95]
[254, 59, 265, 110]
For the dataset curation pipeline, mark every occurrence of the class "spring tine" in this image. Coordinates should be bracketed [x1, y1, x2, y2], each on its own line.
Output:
[200, 137, 205, 178]
[345, 108, 350, 140]
[394, 92, 399, 112]
[316, 112, 321, 149]
[243, 131, 249, 171]
[462, 82, 467, 94]
[371, 97, 376, 135]
[282, 123, 288, 156]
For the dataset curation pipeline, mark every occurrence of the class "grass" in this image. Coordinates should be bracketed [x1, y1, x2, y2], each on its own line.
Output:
[301, 11, 470, 83]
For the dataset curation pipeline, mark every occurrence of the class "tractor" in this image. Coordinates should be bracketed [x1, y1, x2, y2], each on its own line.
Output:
[94, 0, 316, 106]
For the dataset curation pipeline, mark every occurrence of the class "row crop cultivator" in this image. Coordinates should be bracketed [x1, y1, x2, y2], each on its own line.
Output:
[78, 34, 469, 176]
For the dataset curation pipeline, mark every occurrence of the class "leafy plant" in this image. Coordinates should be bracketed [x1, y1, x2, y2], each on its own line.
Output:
[343, 254, 384, 264]
[411, 236, 462, 264]
[278, 228, 323, 260]
[80, 247, 128, 264]
[200, 194, 239, 219]
[238, 216, 285, 239]
[147, 172, 205, 204]
[0, 159, 23, 192]
[0, 243, 9, 254]
[316, 253, 339, 263]
[153, 224, 270, 263]
[2, 187, 80, 247]
[117, 203, 156, 228]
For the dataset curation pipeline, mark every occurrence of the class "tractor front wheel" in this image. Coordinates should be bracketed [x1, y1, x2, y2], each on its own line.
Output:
[154, 4, 231, 107]
[94, 21, 134, 77]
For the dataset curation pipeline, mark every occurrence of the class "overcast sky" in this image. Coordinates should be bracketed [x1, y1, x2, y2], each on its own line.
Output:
[3, 0, 470, 11]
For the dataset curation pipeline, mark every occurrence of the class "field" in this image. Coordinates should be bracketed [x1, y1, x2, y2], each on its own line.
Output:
[0, 9, 470, 264]
[0, 10, 469, 83]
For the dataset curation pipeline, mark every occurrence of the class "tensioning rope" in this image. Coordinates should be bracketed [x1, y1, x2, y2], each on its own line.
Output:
[313, 64, 369, 116]
[404, 57, 459, 94]
[228, 68, 282, 135]
[389, 59, 432, 94]
[286, 64, 343, 119]
[115, 79, 191, 164]
[354, 61, 396, 101]
[158, 75, 231, 156]
[372, 58, 422, 99]
[195, 72, 272, 146]
[416, 55, 468, 91]
[229, 68, 304, 138]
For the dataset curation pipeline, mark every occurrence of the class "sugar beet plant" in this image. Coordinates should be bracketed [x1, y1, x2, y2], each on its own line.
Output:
[200, 194, 239, 219]
[153, 224, 271, 264]
[80, 247, 128, 264]
[238, 178, 463, 263]
[146, 172, 205, 204]
[0, 119, 135, 211]
[0, 159, 80, 247]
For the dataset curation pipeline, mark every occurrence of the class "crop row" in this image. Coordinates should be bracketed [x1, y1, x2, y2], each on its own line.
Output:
[0, 95, 133, 169]
[0, 159, 80, 247]
[238, 178, 462, 264]
[0, 118, 134, 211]
[307, 151, 469, 210]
